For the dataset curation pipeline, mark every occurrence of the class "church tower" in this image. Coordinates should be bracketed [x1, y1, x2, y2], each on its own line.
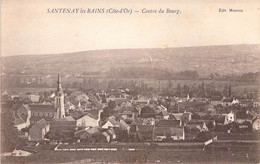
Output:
[55, 74, 65, 118]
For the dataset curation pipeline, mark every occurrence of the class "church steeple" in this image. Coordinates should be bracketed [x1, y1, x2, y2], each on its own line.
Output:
[57, 74, 62, 92]
[55, 74, 65, 118]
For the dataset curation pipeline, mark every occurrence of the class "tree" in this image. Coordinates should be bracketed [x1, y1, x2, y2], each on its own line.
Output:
[228, 84, 232, 97]
[1, 105, 19, 152]
[100, 107, 112, 121]
[201, 82, 205, 97]
[176, 83, 182, 97]
[117, 130, 129, 142]
[183, 84, 190, 95]
[108, 100, 116, 109]
[223, 83, 229, 97]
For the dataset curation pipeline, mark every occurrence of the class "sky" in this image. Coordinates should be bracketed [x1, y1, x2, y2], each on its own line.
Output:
[1, 0, 260, 56]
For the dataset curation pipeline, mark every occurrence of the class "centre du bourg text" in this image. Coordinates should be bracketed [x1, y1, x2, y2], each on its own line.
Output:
[46, 8, 181, 15]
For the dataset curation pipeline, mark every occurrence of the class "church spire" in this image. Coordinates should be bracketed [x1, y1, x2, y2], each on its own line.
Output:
[55, 74, 65, 118]
[57, 74, 62, 92]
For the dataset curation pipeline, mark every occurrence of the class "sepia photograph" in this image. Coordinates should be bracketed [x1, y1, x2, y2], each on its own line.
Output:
[1, 0, 260, 163]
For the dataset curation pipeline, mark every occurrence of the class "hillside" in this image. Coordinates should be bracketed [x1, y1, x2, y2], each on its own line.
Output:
[2, 44, 260, 76]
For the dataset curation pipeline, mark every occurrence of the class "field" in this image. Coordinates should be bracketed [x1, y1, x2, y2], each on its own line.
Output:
[2, 149, 259, 163]
[2, 142, 260, 163]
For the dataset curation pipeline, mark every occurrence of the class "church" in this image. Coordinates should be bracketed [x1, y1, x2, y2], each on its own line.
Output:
[16, 74, 66, 124]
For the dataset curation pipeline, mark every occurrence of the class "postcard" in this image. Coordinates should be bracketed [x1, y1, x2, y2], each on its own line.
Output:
[1, 0, 259, 163]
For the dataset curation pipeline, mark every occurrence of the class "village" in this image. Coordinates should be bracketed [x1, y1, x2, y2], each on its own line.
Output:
[1, 74, 260, 150]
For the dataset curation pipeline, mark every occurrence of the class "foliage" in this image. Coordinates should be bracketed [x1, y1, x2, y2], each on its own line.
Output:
[117, 130, 129, 142]
[108, 100, 116, 109]
[100, 107, 112, 121]
[1, 104, 19, 152]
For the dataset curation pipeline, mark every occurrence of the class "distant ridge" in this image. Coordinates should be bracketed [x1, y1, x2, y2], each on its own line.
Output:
[2, 44, 260, 58]
[2, 44, 260, 76]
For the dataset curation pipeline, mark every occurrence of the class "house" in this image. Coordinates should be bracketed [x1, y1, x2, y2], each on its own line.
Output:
[29, 104, 58, 123]
[154, 120, 185, 141]
[231, 99, 240, 105]
[155, 110, 169, 120]
[155, 105, 167, 113]
[118, 106, 137, 118]
[102, 116, 120, 129]
[49, 117, 77, 138]
[74, 127, 104, 143]
[154, 105, 169, 120]
[118, 118, 131, 132]
[135, 96, 149, 105]
[13, 104, 31, 131]
[252, 117, 260, 131]
[74, 127, 91, 139]
[107, 92, 126, 101]
[28, 119, 50, 141]
[16, 104, 31, 119]
[102, 131, 111, 142]
[170, 113, 182, 120]
[169, 112, 192, 125]
[140, 106, 156, 118]
[107, 128, 117, 140]
[222, 111, 235, 125]
[14, 113, 30, 131]
[76, 113, 99, 128]
[154, 127, 185, 141]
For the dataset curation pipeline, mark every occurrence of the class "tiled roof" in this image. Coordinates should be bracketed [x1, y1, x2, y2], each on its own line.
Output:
[32, 119, 48, 129]
[77, 112, 98, 120]
[14, 114, 26, 125]
[69, 111, 83, 119]
[85, 110, 99, 119]
[30, 116, 54, 123]
[86, 127, 103, 135]
[11, 104, 23, 111]
[29, 104, 57, 112]
[155, 120, 181, 127]
[171, 113, 183, 120]
[106, 116, 119, 126]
